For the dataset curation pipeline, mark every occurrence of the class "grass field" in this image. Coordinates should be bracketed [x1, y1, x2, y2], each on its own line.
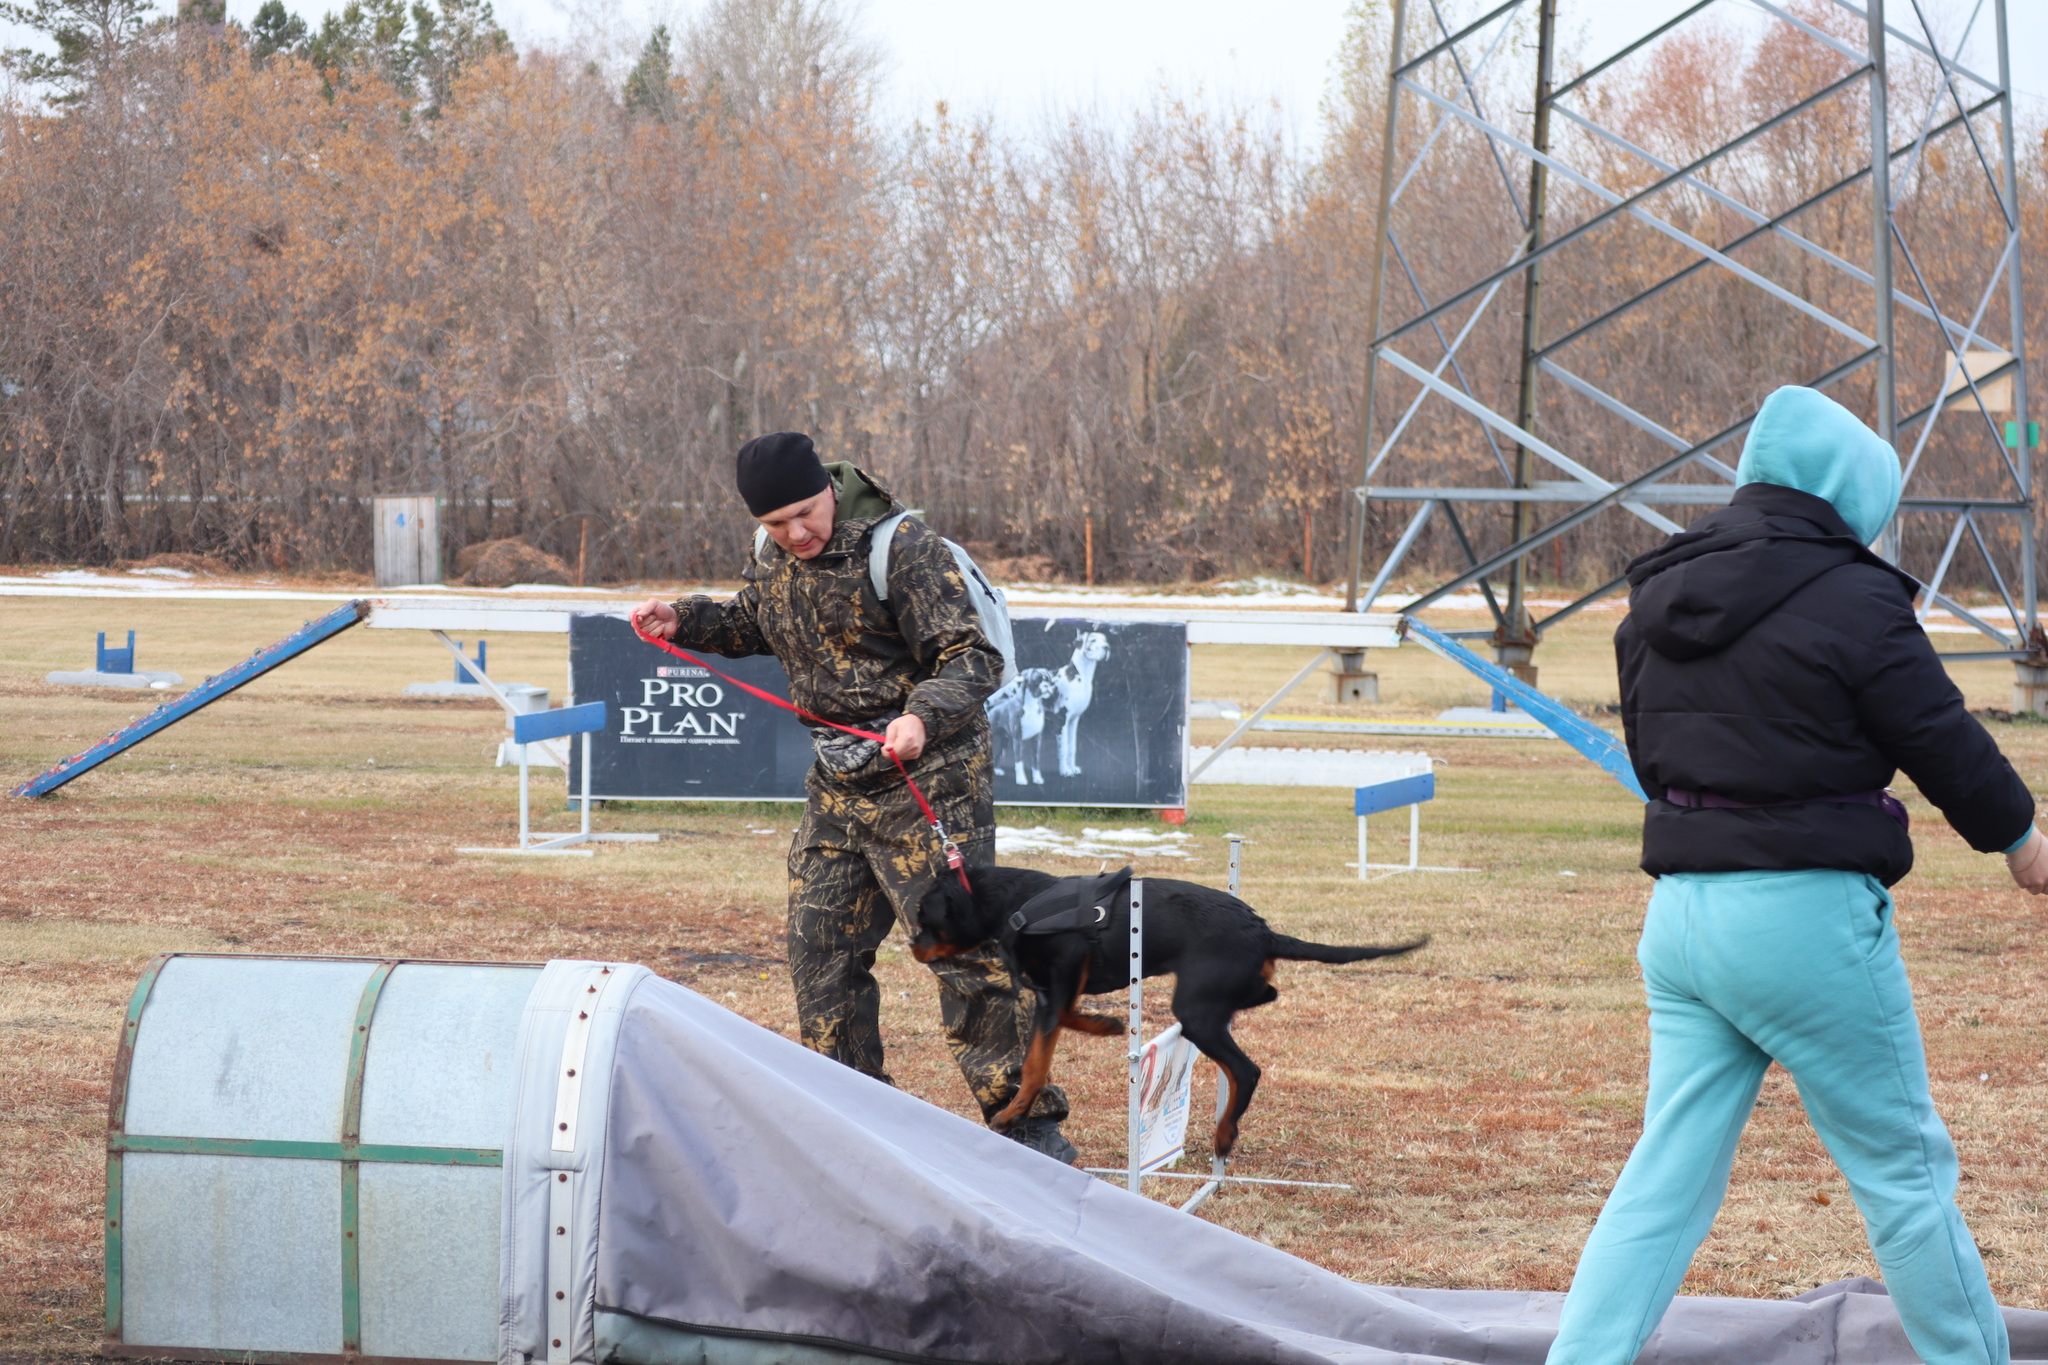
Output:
[5, 580, 2048, 1358]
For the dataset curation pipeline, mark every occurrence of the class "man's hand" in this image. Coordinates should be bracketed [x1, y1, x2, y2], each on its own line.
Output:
[883, 713, 927, 763]
[630, 598, 679, 641]
[2007, 827, 2048, 895]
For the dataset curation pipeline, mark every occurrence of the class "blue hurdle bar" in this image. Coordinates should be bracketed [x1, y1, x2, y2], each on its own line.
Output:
[15, 601, 369, 799]
[462, 701, 658, 856]
[1355, 770, 1434, 879]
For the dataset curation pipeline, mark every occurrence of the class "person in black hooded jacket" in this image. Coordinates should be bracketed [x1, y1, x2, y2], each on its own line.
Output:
[1545, 386, 2048, 1365]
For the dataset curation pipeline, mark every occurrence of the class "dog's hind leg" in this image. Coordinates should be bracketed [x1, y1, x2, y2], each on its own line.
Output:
[1176, 1006, 1261, 1159]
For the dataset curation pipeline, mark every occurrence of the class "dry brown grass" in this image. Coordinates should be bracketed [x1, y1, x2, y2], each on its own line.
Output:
[5, 587, 2048, 1358]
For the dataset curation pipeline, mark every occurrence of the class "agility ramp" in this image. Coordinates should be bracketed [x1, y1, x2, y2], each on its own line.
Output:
[16, 599, 369, 798]
[1399, 616, 1646, 800]
[109, 954, 2048, 1365]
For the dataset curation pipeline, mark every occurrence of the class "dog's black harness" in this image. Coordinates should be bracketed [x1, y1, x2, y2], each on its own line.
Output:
[1007, 866, 1133, 938]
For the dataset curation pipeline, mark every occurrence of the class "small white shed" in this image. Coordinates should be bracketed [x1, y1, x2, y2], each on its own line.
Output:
[373, 495, 441, 587]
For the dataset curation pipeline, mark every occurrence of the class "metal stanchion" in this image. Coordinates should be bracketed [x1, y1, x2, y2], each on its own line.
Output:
[1126, 878, 1145, 1194]
[1089, 848, 1356, 1210]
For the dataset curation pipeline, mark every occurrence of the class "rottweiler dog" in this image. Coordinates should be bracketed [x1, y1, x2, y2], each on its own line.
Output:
[913, 864, 1425, 1157]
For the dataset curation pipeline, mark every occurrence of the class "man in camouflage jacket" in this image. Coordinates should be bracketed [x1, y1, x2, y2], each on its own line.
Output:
[632, 432, 1074, 1162]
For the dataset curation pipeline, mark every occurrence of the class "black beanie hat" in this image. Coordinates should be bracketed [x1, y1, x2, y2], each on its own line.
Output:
[734, 432, 831, 516]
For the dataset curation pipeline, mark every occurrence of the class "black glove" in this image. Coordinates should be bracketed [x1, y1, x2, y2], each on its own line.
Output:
[810, 718, 898, 774]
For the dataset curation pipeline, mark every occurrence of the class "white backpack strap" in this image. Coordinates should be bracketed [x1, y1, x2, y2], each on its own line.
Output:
[868, 511, 912, 600]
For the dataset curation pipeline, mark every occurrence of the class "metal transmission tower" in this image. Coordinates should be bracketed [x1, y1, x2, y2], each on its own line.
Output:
[1344, 0, 2036, 701]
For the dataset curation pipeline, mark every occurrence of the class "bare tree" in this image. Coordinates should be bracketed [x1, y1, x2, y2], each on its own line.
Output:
[0, 0, 2036, 588]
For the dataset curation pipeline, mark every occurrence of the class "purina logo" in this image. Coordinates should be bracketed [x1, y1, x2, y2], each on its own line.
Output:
[655, 666, 710, 678]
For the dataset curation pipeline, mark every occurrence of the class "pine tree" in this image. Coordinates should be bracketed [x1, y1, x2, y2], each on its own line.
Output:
[410, 0, 510, 115]
[303, 0, 414, 97]
[0, 0, 159, 103]
[248, 0, 307, 60]
[302, 0, 508, 112]
[621, 24, 673, 121]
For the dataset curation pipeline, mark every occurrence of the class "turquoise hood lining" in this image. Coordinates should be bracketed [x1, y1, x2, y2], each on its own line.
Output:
[1734, 386, 1902, 545]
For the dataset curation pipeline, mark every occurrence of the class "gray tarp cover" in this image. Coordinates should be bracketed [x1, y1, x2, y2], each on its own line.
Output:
[594, 973, 2048, 1365]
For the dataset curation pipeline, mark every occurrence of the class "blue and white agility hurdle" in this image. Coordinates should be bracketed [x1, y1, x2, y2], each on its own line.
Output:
[458, 702, 659, 857]
[1352, 765, 1479, 880]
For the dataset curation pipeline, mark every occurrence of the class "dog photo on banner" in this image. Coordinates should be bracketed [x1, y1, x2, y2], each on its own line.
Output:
[986, 619, 1184, 806]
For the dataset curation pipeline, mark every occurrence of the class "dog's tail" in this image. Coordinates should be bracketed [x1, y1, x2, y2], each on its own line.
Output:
[1266, 933, 1428, 964]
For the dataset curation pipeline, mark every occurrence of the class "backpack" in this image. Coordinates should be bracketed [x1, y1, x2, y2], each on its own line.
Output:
[752, 512, 1019, 687]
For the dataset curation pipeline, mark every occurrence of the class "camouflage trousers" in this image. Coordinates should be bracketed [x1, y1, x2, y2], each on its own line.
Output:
[787, 750, 1069, 1126]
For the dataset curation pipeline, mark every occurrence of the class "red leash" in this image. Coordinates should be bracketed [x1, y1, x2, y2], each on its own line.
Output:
[630, 620, 972, 891]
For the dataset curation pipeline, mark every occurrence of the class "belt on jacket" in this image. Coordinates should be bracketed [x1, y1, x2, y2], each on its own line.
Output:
[1663, 786, 1909, 833]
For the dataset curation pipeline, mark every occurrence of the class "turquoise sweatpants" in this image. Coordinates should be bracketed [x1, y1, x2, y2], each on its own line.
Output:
[1547, 870, 2006, 1365]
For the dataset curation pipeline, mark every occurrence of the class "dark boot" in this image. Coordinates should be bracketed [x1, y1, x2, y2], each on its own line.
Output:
[1003, 1117, 1078, 1165]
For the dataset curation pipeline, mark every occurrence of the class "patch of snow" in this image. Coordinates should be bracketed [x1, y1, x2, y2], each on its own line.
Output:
[995, 825, 1195, 859]
[1082, 827, 1190, 842]
[38, 571, 145, 587]
[1217, 575, 1332, 592]
[1003, 586, 1339, 609]
[1001, 582, 1607, 614]
[1368, 593, 1602, 612]
[360, 582, 623, 595]
[1919, 606, 2022, 638]
[128, 566, 194, 578]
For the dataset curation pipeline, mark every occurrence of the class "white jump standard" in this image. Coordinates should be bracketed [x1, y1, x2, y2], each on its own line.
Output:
[459, 701, 659, 857]
[1085, 870, 1356, 1212]
[1350, 768, 1479, 880]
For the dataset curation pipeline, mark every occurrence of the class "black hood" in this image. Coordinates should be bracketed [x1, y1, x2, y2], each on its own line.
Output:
[1626, 484, 1915, 662]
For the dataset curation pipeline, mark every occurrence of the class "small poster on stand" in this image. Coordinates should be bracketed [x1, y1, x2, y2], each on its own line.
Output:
[1136, 1021, 1200, 1174]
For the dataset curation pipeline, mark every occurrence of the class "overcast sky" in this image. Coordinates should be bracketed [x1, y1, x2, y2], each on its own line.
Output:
[4, 0, 2042, 151]
[469, 0, 2048, 152]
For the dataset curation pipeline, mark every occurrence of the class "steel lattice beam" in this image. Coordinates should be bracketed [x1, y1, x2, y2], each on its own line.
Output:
[1347, 0, 2036, 681]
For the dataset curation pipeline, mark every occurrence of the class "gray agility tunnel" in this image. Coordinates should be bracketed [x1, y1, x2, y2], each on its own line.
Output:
[107, 954, 2048, 1365]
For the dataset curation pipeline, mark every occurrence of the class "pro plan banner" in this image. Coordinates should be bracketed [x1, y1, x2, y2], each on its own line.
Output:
[567, 614, 813, 800]
[568, 613, 1187, 807]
